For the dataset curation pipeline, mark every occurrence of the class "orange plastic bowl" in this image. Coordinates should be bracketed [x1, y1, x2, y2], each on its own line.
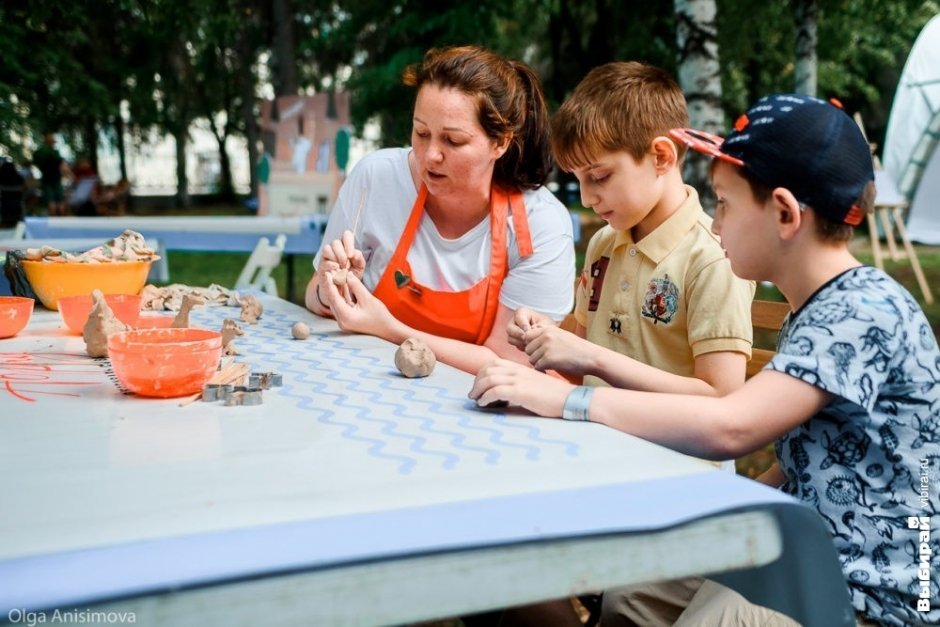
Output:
[21, 259, 152, 311]
[107, 328, 222, 398]
[0, 296, 34, 339]
[133, 313, 176, 329]
[58, 293, 143, 334]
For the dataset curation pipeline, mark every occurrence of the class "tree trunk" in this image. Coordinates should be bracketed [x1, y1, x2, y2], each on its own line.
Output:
[115, 115, 128, 182]
[237, 11, 259, 199]
[271, 0, 297, 96]
[794, 0, 818, 96]
[674, 0, 723, 213]
[173, 129, 190, 208]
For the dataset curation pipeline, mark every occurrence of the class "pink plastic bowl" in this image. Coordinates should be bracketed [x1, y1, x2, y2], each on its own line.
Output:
[58, 293, 143, 334]
[0, 296, 34, 339]
[107, 328, 222, 398]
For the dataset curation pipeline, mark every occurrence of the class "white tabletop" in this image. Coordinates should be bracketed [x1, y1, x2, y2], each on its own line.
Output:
[0, 297, 853, 626]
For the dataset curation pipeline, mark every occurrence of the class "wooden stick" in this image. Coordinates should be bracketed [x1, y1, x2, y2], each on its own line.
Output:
[178, 362, 250, 406]
[351, 185, 368, 240]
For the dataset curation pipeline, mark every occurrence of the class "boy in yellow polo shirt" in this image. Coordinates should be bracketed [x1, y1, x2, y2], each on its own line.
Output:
[503, 62, 762, 625]
[511, 61, 753, 413]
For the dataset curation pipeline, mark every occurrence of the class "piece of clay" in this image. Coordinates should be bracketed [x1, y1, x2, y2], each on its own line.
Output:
[221, 318, 244, 356]
[238, 293, 263, 324]
[83, 289, 128, 358]
[171, 294, 205, 328]
[291, 321, 310, 340]
[394, 337, 436, 378]
[332, 267, 349, 286]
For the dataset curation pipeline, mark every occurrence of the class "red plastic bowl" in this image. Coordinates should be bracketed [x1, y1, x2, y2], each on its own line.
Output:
[0, 296, 34, 339]
[107, 328, 222, 398]
[58, 293, 143, 334]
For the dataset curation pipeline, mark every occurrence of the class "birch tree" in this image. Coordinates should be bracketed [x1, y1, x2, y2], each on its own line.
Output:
[794, 0, 818, 95]
[674, 0, 723, 210]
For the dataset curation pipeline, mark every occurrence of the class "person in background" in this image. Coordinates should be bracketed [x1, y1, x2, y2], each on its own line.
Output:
[471, 94, 939, 627]
[307, 45, 575, 375]
[68, 157, 101, 217]
[0, 158, 26, 227]
[32, 133, 71, 217]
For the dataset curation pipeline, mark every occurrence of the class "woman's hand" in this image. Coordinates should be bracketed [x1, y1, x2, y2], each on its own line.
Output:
[469, 359, 573, 417]
[506, 307, 555, 350]
[323, 271, 398, 338]
[320, 230, 366, 278]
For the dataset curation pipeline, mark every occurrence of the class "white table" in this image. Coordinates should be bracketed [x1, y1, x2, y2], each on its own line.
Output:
[23, 216, 326, 300]
[0, 298, 853, 626]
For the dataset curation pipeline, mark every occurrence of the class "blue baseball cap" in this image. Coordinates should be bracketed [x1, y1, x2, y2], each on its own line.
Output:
[670, 94, 874, 226]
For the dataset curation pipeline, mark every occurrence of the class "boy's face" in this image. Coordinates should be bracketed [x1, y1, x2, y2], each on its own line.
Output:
[711, 161, 775, 281]
[570, 149, 664, 232]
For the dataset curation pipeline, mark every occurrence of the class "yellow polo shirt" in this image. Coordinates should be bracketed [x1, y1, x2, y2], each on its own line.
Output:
[574, 186, 754, 387]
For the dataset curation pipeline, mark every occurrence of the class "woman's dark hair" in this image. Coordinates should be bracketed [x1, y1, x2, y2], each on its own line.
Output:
[402, 46, 552, 190]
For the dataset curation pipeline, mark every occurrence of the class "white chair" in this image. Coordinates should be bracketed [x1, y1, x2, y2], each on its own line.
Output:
[234, 234, 287, 296]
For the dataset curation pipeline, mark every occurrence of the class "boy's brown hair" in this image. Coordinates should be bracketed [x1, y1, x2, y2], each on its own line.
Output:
[551, 61, 689, 171]
[738, 168, 876, 242]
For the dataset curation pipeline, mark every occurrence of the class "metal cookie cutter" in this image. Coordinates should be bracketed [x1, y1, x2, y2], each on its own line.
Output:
[202, 383, 234, 402]
[249, 372, 282, 389]
[223, 388, 264, 406]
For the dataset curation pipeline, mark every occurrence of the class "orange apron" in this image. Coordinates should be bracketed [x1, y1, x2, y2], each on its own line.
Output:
[373, 184, 533, 344]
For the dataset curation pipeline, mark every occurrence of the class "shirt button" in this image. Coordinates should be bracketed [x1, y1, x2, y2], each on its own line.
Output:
[620, 280, 630, 291]
[628, 247, 637, 257]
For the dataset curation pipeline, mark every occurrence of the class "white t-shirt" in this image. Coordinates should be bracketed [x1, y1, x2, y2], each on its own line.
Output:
[315, 148, 575, 320]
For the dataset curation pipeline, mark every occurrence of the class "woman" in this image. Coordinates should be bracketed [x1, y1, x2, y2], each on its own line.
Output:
[306, 45, 575, 374]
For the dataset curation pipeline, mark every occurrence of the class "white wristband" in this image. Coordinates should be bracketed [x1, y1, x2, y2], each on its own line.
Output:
[562, 386, 593, 421]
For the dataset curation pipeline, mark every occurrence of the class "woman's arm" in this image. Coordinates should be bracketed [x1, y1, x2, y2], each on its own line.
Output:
[323, 273, 531, 374]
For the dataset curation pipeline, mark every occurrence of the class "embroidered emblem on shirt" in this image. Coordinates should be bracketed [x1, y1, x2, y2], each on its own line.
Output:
[588, 257, 610, 312]
[609, 317, 622, 334]
[641, 274, 679, 324]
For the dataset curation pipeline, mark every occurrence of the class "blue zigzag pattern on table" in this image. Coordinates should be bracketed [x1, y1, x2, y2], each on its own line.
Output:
[190, 306, 581, 473]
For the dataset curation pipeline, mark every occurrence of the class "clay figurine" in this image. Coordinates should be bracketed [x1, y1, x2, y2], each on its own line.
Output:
[221, 318, 244, 356]
[83, 289, 128, 358]
[171, 294, 205, 328]
[238, 293, 263, 324]
[394, 337, 436, 378]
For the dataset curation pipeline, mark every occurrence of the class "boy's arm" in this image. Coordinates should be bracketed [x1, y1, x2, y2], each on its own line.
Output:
[580, 347, 746, 396]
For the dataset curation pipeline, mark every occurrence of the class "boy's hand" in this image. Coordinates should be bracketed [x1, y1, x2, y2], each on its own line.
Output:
[522, 324, 595, 375]
[507, 307, 553, 350]
[470, 359, 573, 417]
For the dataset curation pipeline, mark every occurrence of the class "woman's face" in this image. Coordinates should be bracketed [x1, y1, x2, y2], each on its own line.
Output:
[411, 84, 508, 201]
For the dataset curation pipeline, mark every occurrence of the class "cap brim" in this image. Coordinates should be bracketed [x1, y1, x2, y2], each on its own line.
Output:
[669, 128, 744, 167]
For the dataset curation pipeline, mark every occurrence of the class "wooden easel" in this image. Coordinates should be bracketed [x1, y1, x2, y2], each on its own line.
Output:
[854, 113, 934, 304]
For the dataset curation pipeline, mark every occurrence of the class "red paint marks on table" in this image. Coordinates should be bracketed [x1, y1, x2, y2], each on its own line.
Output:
[0, 352, 104, 403]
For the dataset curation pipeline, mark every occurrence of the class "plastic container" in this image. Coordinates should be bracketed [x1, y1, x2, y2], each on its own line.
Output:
[21, 260, 152, 310]
[107, 328, 222, 398]
[58, 293, 143, 334]
[133, 313, 176, 329]
[0, 296, 34, 339]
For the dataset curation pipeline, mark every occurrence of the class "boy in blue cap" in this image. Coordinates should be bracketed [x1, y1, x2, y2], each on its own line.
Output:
[471, 94, 939, 626]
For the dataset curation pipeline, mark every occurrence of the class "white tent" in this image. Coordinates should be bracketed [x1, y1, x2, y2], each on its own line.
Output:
[883, 14, 940, 244]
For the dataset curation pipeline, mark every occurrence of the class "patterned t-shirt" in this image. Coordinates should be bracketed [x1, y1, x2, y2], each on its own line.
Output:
[770, 266, 940, 626]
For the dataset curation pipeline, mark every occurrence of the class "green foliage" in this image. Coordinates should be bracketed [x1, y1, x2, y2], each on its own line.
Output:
[2, 0, 938, 185]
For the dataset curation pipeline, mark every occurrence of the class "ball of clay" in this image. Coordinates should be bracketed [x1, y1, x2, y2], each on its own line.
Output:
[331, 267, 349, 286]
[394, 337, 436, 378]
[291, 321, 310, 340]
